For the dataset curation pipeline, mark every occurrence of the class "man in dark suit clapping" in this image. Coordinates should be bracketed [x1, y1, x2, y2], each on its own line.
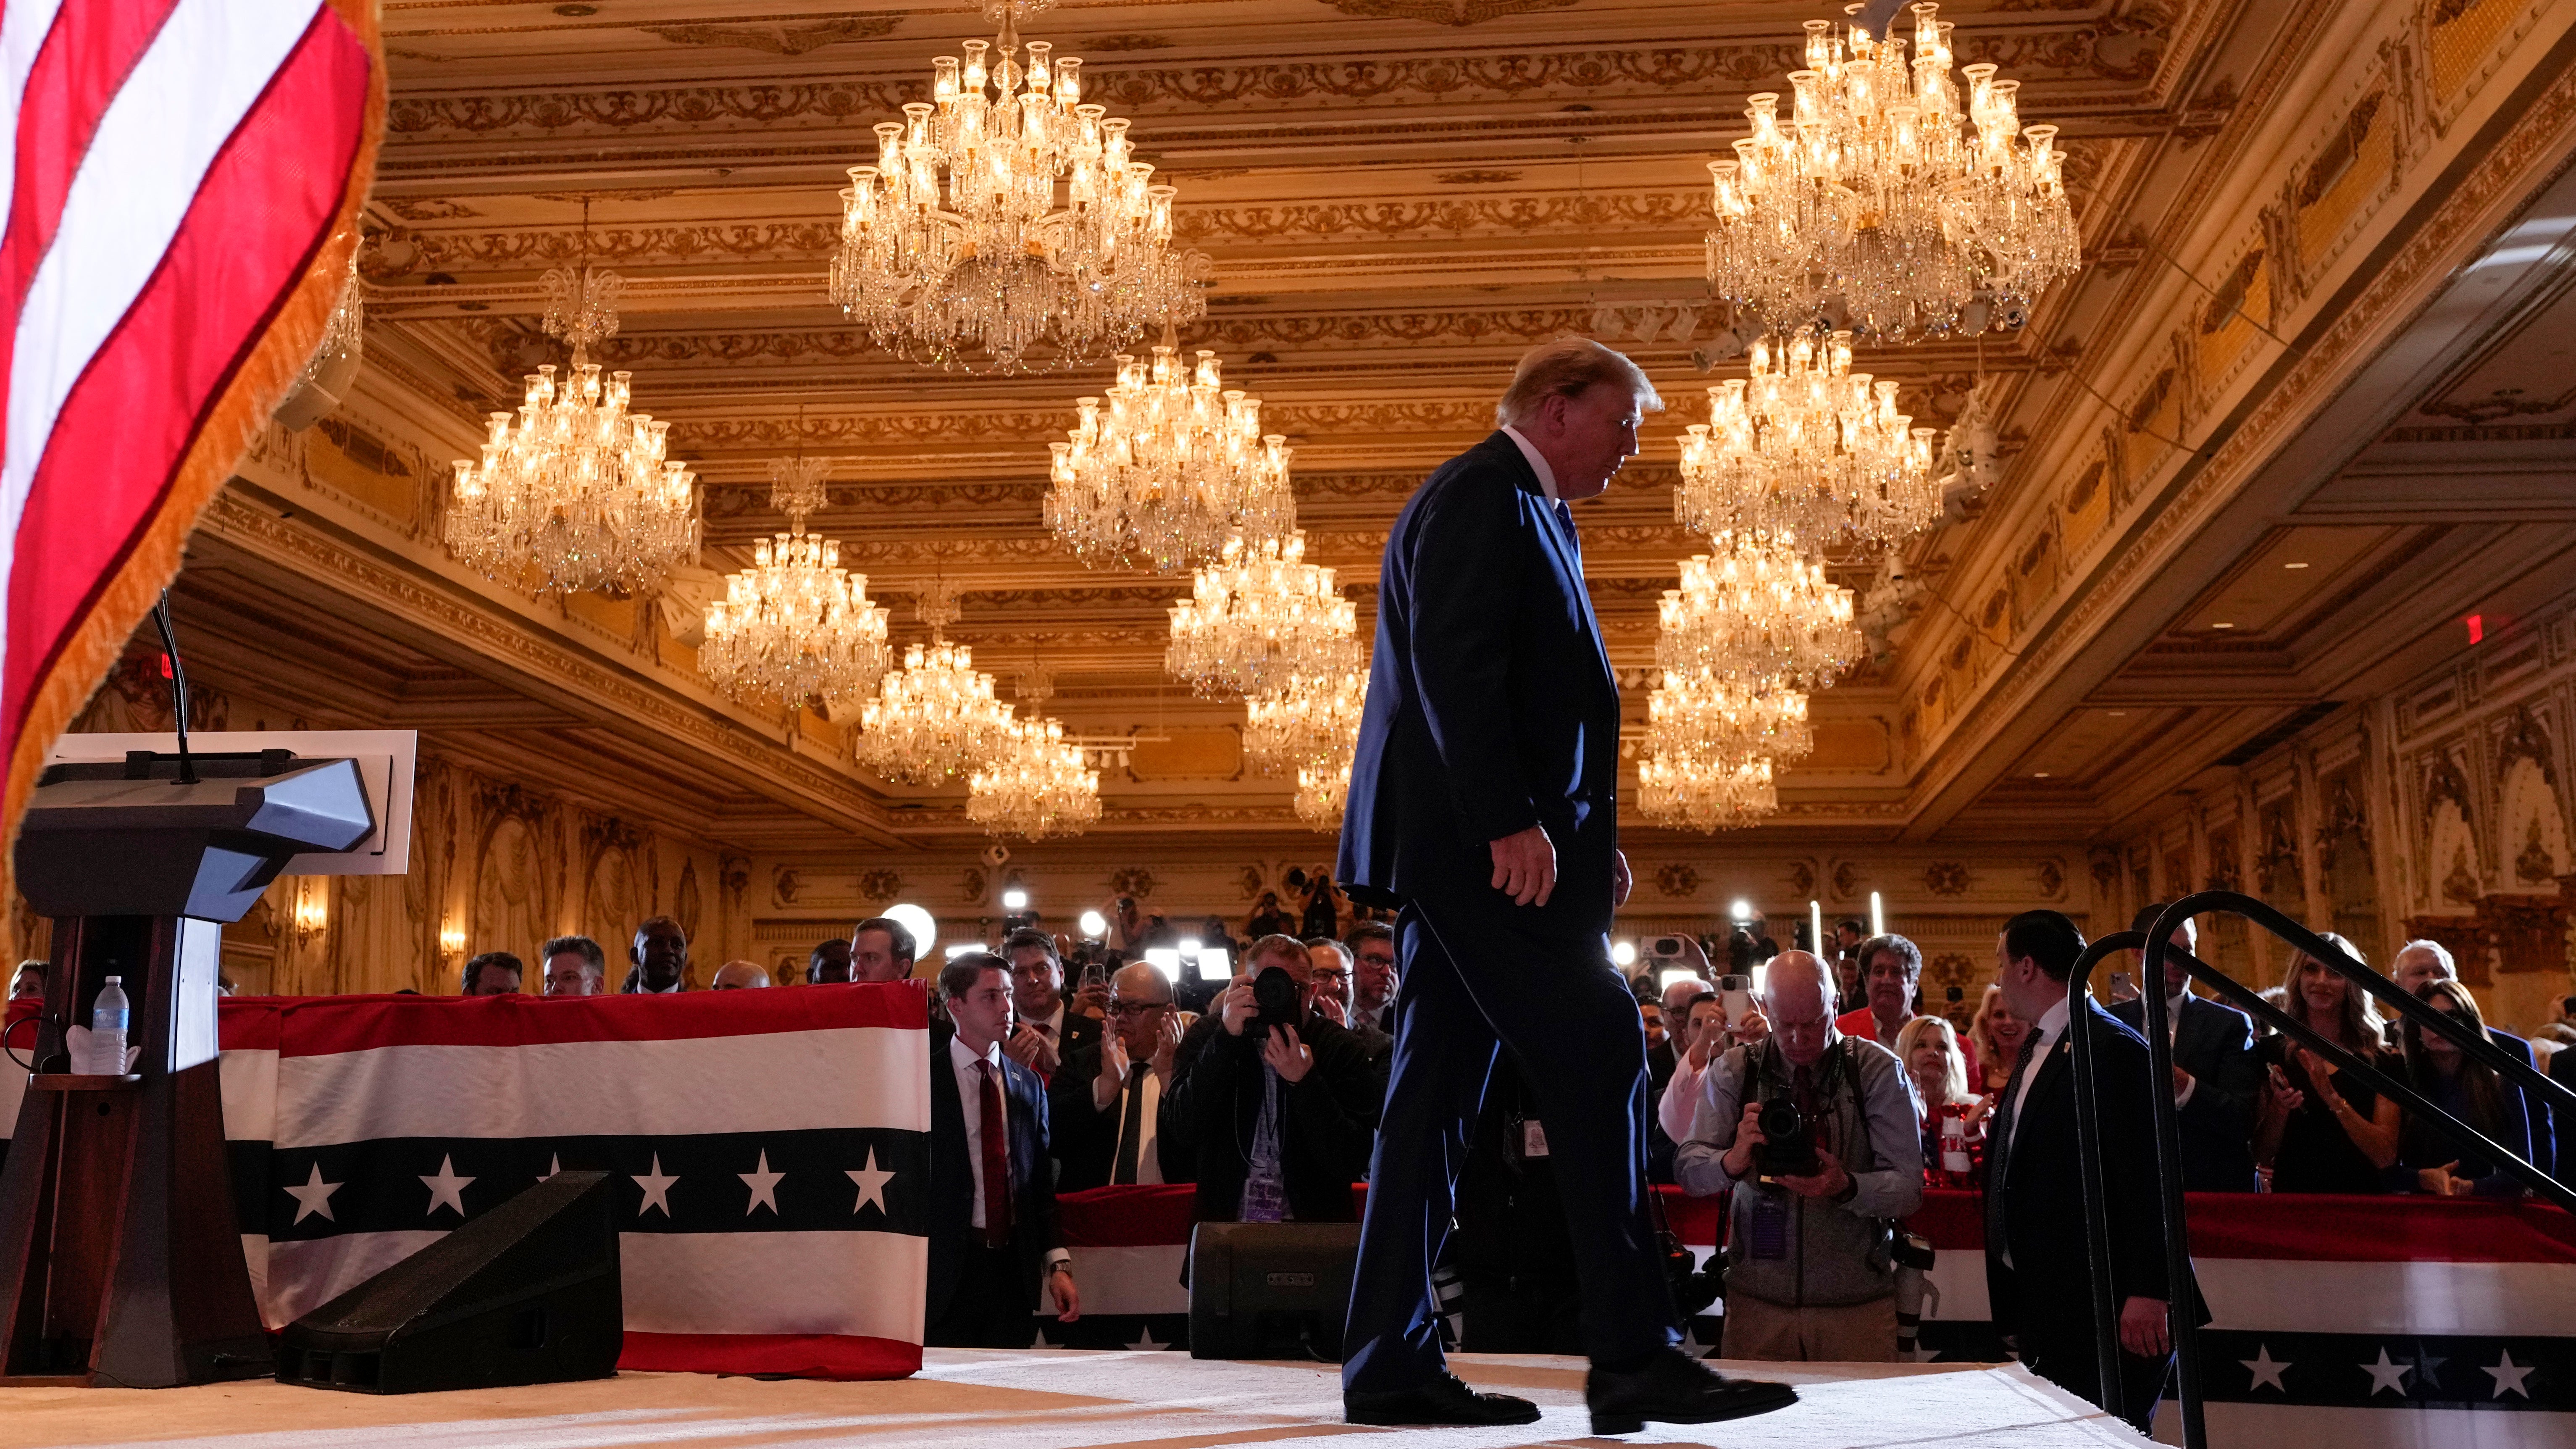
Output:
[1336, 338, 1794, 1435]
[2110, 906, 2261, 1193]
[926, 953, 1078, 1347]
[1986, 910, 2203, 1431]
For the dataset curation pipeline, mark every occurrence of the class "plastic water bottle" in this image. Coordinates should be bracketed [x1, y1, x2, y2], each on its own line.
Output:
[90, 976, 129, 1075]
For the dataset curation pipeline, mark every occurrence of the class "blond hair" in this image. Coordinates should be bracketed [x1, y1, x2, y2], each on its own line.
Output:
[1895, 1014, 1973, 1106]
[1496, 337, 1661, 426]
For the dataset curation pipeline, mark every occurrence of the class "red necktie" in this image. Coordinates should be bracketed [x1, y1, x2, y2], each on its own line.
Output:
[978, 1060, 1014, 1248]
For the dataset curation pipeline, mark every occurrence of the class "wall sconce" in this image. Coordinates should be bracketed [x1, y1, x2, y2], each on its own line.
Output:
[438, 923, 466, 960]
[292, 887, 328, 943]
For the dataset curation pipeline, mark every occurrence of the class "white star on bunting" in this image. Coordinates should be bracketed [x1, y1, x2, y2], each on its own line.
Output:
[633, 1154, 679, 1216]
[2241, 1345, 2289, 1393]
[846, 1147, 896, 1216]
[419, 1154, 476, 1217]
[740, 1149, 785, 1215]
[539, 1152, 561, 1183]
[1127, 1326, 1170, 1352]
[2360, 1346, 2412, 1396]
[2485, 1349, 2534, 1400]
[284, 1162, 342, 1224]
[1030, 1326, 1058, 1349]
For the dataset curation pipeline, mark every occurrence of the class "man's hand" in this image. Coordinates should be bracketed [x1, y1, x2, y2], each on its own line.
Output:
[1150, 1011, 1183, 1079]
[1218, 979, 1257, 1036]
[1730, 1007, 1771, 1047]
[2171, 1064, 2194, 1100]
[2117, 1296, 2170, 1358]
[1720, 1099, 1766, 1179]
[1049, 1264, 1080, 1323]
[1686, 1024, 1720, 1072]
[1611, 849, 1633, 909]
[1262, 1024, 1315, 1084]
[1489, 825, 1556, 907]
[1069, 978, 1111, 1020]
[1093, 1028, 1132, 1112]
[1005, 1023, 1058, 1078]
[1777, 1147, 1853, 1201]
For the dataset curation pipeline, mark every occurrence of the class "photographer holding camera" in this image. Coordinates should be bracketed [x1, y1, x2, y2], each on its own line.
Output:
[1675, 951, 1924, 1362]
[1167, 932, 1386, 1224]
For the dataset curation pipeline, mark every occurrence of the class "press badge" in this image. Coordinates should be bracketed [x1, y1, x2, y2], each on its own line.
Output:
[1748, 1191, 1789, 1260]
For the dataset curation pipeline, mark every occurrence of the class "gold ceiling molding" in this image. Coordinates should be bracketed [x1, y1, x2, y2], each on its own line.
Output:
[639, 15, 904, 57]
[191, 489, 913, 837]
[665, 399, 1502, 452]
[1898, 26, 2576, 807]
[1316, 0, 1578, 26]
[380, 29, 2150, 140]
[1175, 194, 1707, 244]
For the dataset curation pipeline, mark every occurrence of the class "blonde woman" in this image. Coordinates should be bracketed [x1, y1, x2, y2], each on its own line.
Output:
[1968, 984, 2029, 1096]
[1897, 1015, 1987, 1185]
[2253, 933, 2401, 1193]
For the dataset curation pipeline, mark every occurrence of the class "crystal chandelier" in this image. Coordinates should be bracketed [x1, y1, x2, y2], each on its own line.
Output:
[1046, 327, 1296, 573]
[1244, 667, 1366, 777]
[855, 639, 1017, 784]
[446, 238, 701, 594]
[1647, 669, 1813, 763]
[827, 3, 1208, 372]
[968, 715, 1103, 838]
[1675, 330, 1940, 550]
[700, 456, 892, 710]
[1638, 749, 1778, 831]
[1166, 531, 1361, 699]
[1294, 753, 1354, 828]
[1656, 533, 1861, 691]
[1704, 1, 2079, 341]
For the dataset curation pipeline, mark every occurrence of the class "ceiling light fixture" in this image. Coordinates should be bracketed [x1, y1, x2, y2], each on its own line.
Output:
[968, 715, 1102, 838]
[1656, 531, 1861, 690]
[827, 0, 1207, 372]
[446, 208, 700, 594]
[1703, 0, 2081, 340]
[699, 452, 892, 710]
[1165, 531, 1361, 699]
[1046, 326, 1296, 573]
[1676, 330, 1941, 551]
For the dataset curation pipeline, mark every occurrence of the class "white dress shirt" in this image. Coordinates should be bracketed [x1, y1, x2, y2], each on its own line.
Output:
[2004, 994, 2073, 1163]
[1499, 423, 1563, 501]
[2160, 988, 2199, 1108]
[949, 1034, 1007, 1231]
[1105, 1064, 1167, 1186]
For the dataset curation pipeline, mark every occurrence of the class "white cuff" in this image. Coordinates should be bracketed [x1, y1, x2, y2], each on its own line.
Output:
[1044, 1248, 1072, 1273]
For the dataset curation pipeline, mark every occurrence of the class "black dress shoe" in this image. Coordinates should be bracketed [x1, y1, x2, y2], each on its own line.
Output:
[1585, 1347, 1798, 1435]
[1346, 1371, 1543, 1426]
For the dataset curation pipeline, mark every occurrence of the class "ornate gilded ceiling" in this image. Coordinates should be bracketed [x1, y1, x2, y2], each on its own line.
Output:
[163, 0, 2576, 859]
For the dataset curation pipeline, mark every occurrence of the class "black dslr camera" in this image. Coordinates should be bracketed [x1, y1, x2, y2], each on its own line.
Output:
[1248, 964, 1304, 1031]
[1754, 1091, 1820, 1179]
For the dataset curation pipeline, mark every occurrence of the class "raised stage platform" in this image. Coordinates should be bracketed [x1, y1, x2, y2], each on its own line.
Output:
[0, 1350, 2143, 1449]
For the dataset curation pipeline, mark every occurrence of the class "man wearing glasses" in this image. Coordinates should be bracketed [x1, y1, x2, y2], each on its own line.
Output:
[1050, 961, 1188, 1190]
[1308, 937, 1391, 1066]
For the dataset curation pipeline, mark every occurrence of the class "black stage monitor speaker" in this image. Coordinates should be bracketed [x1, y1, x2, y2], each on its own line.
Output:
[1188, 1221, 1359, 1361]
[278, 1170, 622, 1394]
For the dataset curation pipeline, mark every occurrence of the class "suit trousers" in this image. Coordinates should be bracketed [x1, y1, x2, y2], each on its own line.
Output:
[1341, 895, 1679, 1391]
[926, 1241, 1037, 1349]
[1998, 1263, 2172, 1434]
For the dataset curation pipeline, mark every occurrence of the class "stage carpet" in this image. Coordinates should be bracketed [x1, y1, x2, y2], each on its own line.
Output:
[0, 1351, 2147, 1448]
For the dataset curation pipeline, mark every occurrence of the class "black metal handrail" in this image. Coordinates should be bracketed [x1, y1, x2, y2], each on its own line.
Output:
[2057, 891, 2576, 1449]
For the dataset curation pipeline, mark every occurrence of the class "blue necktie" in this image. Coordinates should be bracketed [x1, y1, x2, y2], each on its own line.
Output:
[1553, 500, 1580, 556]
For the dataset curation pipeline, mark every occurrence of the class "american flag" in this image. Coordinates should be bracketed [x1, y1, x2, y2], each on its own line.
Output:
[0, 0, 378, 840]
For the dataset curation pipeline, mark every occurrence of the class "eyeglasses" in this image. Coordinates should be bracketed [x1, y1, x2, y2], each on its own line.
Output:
[1309, 968, 1351, 984]
[1107, 1001, 1169, 1018]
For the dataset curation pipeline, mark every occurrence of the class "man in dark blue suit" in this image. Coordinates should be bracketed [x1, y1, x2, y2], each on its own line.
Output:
[925, 953, 1079, 1347]
[2110, 906, 2261, 1192]
[1336, 338, 1795, 1435]
[1986, 910, 2204, 1433]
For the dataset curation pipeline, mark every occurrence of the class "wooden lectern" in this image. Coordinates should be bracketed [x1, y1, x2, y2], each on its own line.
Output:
[0, 748, 375, 1387]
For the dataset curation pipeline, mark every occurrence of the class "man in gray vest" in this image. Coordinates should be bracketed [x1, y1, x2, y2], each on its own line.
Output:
[1676, 951, 1924, 1360]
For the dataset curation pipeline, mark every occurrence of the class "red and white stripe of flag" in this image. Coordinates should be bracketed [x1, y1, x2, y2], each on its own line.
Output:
[0, 0, 379, 847]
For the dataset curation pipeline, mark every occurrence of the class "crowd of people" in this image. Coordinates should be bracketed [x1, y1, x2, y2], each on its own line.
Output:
[11, 889, 2567, 1392]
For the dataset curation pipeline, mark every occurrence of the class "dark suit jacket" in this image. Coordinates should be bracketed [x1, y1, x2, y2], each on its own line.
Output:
[1167, 1009, 1386, 1223]
[1033, 1008, 1101, 1088]
[1337, 431, 1622, 937]
[1986, 999, 2204, 1347]
[2109, 995, 2261, 1192]
[1047, 1034, 1188, 1192]
[926, 1024, 1061, 1328]
[2383, 1020, 2556, 1179]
